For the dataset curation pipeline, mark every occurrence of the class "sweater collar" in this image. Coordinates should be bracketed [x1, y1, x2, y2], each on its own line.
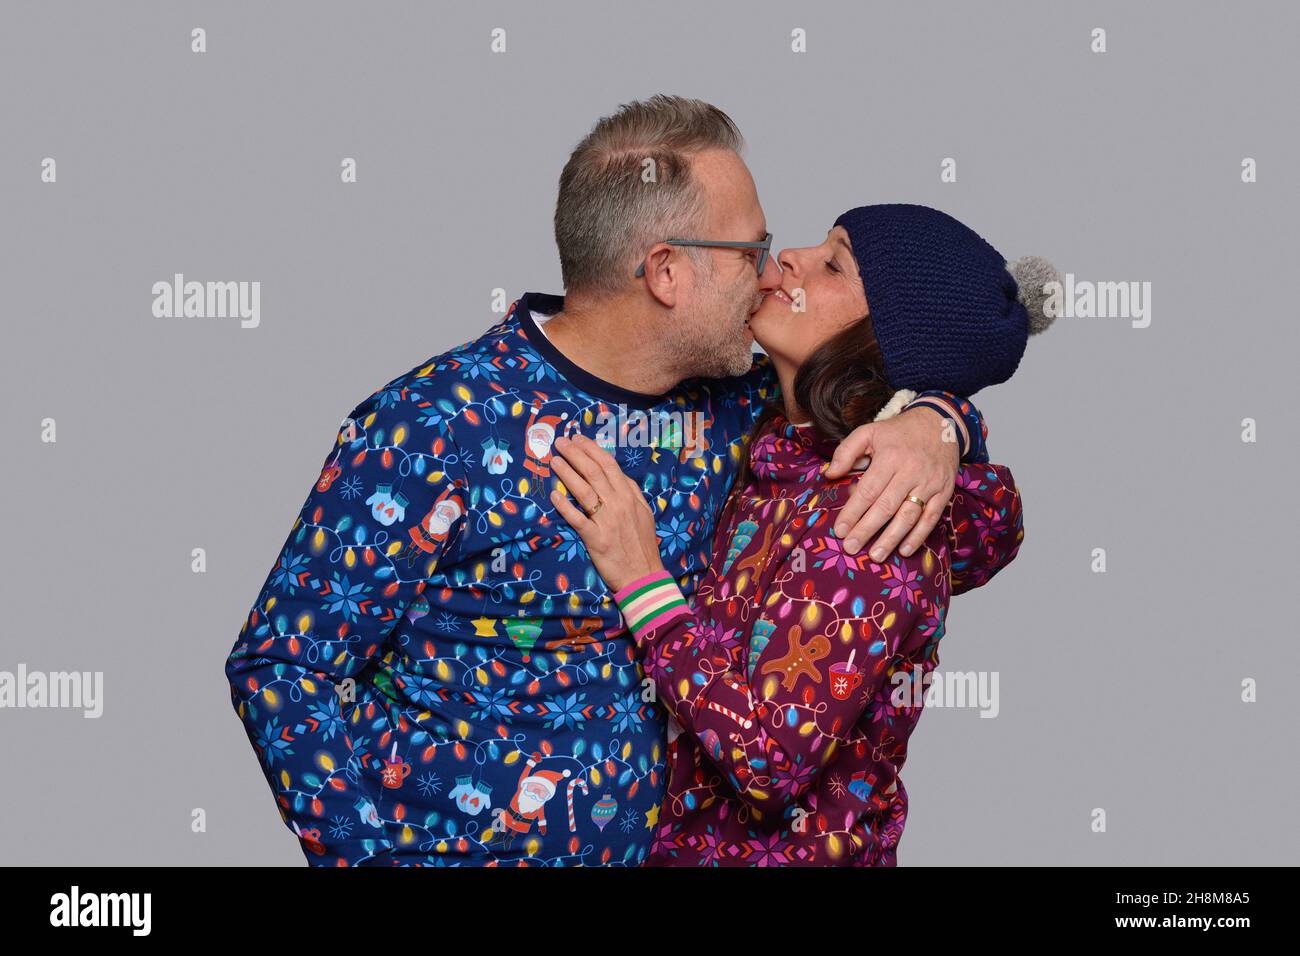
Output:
[748, 413, 840, 487]
[513, 292, 668, 410]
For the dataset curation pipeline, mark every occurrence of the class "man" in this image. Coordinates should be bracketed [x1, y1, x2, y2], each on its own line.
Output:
[224, 94, 985, 866]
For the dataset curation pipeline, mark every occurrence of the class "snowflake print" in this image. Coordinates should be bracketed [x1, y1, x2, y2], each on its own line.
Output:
[431, 612, 461, 634]
[656, 514, 693, 556]
[460, 353, 501, 382]
[878, 559, 925, 610]
[810, 536, 874, 578]
[546, 693, 589, 731]
[742, 830, 790, 867]
[467, 686, 517, 723]
[306, 697, 346, 741]
[320, 572, 373, 622]
[827, 774, 847, 799]
[269, 547, 311, 594]
[338, 474, 365, 500]
[416, 772, 443, 798]
[608, 692, 645, 734]
[255, 718, 294, 767]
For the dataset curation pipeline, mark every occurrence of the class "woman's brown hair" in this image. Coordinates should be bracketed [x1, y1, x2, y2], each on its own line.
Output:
[732, 315, 893, 490]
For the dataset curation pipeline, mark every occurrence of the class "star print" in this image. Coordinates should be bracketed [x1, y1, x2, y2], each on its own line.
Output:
[472, 615, 498, 637]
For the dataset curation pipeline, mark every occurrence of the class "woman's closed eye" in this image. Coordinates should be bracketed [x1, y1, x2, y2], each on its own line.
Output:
[825, 259, 840, 273]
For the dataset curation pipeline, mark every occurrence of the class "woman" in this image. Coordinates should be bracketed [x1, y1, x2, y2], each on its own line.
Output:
[550, 203, 1056, 865]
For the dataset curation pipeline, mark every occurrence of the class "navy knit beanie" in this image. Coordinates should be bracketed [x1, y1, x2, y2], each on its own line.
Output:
[832, 203, 1060, 396]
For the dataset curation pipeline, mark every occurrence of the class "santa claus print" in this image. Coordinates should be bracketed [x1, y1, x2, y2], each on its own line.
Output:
[407, 483, 466, 555]
[522, 402, 571, 479]
[493, 753, 589, 843]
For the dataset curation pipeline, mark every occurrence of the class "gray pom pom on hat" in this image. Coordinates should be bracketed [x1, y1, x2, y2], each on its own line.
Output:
[1006, 255, 1062, 336]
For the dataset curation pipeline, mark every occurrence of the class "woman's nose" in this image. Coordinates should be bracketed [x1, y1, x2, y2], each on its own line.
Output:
[777, 248, 797, 275]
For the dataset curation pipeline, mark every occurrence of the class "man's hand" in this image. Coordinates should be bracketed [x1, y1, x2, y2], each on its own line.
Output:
[823, 405, 961, 559]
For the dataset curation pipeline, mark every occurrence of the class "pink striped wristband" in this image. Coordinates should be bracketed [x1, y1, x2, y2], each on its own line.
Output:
[613, 569, 690, 640]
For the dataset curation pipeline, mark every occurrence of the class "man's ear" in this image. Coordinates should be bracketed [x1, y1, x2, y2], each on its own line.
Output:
[642, 244, 678, 310]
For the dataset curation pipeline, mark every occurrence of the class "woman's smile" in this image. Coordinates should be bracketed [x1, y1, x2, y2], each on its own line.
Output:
[769, 286, 797, 307]
[748, 282, 803, 350]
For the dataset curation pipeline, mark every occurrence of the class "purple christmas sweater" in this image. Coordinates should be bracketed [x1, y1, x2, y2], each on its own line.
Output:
[614, 413, 1022, 866]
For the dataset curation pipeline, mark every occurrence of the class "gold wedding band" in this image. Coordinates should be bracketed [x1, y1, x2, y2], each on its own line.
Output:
[585, 495, 605, 518]
[905, 494, 928, 508]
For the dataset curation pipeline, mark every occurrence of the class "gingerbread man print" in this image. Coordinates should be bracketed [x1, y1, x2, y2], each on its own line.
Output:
[760, 624, 831, 692]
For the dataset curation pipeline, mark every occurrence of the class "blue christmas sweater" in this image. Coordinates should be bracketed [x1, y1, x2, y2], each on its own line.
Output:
[224, 291, 985, 866]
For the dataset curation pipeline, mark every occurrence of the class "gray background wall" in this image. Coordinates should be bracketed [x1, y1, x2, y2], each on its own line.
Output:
[2, 0, 1295, 865]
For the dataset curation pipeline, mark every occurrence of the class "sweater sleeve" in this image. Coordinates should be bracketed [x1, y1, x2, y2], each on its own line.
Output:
[906, 390, 988, 464]
[946, 462, 1023, 595]
[613, 541, 933, 819]
[223, 390, 467, 865]
[903, 390, 1017, 592]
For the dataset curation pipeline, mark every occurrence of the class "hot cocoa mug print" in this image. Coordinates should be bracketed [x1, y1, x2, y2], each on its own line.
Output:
[380, 742, 411, 789]
[829, 650, 863, 701]
[293, 823, 327, 856]
[299, 827, 326, 855]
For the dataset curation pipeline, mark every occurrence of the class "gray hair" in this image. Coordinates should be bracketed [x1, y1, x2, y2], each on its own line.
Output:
[554, 94, 745, 297]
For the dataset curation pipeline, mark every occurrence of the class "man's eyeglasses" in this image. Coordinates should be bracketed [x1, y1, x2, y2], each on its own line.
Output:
[634, 232, 773, 278]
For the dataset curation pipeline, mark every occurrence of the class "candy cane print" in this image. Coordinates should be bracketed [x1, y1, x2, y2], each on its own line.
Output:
[567, 775, 589, 832]
[706, 699, 753, 729]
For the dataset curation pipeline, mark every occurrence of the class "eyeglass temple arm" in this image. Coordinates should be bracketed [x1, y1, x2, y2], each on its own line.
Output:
[634, 237, 771, 278]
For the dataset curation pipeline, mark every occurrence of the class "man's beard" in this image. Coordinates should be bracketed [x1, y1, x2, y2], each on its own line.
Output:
[672, 267, 757, 379]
